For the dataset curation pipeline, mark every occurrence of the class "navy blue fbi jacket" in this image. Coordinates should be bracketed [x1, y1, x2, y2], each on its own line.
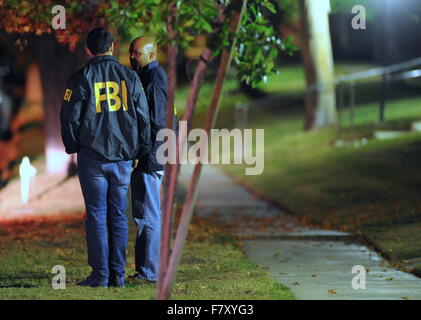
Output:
[60, 55, 151, 162]
[137, 60, 168, 173]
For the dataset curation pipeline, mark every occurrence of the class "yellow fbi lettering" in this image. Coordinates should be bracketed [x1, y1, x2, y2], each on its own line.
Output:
[94, 81, 128, 113]
[63, 89, 72, 102]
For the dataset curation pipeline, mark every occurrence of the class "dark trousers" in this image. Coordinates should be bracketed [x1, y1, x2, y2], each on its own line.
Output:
[77, 149, 132, 282]
[131, 168, 163, 282]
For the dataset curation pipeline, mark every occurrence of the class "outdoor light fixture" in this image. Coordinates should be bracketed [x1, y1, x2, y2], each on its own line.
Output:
[19, 156, 36, 204]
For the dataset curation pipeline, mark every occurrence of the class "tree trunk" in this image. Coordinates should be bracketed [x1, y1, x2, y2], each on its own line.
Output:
[158, 0, 178, 297]
[157, 0, 247, 300]
[34, 34, 85, 174]
[299, 0, 337, 131]
[157, 2, 226, 298]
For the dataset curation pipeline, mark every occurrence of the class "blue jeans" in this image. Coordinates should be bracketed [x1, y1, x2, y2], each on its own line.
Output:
[130, 169, 163, 282]
[77, 149, 132, 283]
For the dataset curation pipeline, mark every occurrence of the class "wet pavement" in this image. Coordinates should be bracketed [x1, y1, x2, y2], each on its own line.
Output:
[179, 164, 421, 300]
[244, 239, 421, 300]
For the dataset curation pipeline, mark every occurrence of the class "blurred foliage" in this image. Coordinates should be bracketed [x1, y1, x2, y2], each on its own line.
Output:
[0, 0, 106, 50]
[4, 0, 421, 87]
[0, 0, 296, 87]
[274, 0, 300, 22]
[105, 0, 220, 47]
[105, 0, 297, 87]
[235, 0, 297, 87]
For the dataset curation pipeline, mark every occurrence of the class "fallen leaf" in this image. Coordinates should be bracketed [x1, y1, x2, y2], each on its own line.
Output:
[328, 289, 337, 294]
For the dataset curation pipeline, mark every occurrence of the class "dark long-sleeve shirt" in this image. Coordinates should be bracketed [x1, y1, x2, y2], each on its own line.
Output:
[137, 60, 168, 172]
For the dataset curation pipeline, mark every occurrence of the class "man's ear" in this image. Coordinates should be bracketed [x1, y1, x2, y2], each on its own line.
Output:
[150, 51, 156, 60]
[110, 42, 115, 54]
[86, 47, 94, 57]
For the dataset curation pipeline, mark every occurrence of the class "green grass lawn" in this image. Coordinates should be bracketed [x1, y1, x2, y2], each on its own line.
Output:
[176, 62, 421, 275]
[3, 61, 420, 299]
[0, 216, 294, 300]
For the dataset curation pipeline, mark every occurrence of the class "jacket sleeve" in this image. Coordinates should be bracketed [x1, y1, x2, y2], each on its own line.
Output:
[145, 82, 167, 155]
[59, 73, 87, 154]
[133, 75, 151, 159]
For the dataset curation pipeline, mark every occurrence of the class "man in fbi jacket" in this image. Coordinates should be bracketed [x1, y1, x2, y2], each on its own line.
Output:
[60, 28, 151, 288]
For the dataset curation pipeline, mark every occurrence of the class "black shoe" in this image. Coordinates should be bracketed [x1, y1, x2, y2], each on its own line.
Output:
[77, 276, 108, 288]
[108, 274, 125, 288]
[127, 273, 156, 285]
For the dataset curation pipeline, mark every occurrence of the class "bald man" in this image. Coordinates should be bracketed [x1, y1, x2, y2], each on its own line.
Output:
[128, 36, 167, 284]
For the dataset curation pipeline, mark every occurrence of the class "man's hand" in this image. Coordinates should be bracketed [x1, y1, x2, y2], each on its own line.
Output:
[132, 159, 139, 168]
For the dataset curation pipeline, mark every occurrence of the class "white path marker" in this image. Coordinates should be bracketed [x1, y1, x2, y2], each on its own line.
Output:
[19, 157, 37, 204]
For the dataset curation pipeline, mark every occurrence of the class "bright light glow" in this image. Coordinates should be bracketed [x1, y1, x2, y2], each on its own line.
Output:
[46, 147, 71, 174]
[19, 157, 37, 204]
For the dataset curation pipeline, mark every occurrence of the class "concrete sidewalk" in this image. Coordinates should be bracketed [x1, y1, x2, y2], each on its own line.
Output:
[179, 164, 421, 300]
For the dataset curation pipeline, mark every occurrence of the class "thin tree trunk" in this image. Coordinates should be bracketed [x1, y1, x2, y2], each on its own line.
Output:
[158, 0, 178, 297]
[182, 48, 213, 127]
[299, 0, 337, 131]
[157, 2, 226, 297]
[34, 34, 85, 174]
[157, 0, 247, 300]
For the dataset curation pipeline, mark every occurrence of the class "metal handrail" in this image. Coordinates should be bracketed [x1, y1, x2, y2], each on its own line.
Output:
[337, 57, 421, 83]
[305, 57, 421, 94]
[334, 57, 421, 131]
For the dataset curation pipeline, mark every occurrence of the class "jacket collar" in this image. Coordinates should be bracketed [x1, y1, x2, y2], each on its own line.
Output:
[88, 55, 118, 64]
[140, 60, 159, 73]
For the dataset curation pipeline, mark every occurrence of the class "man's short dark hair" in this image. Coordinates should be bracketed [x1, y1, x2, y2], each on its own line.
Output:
[86, 28, 114, 55]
